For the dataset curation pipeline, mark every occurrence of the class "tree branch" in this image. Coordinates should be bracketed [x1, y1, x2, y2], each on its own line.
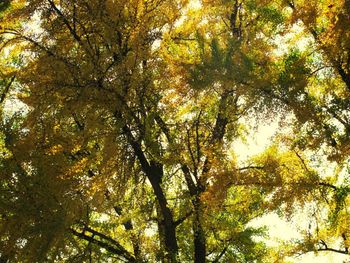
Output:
[47, 0, 81, 42]
[318, 247, 349, 255]
[211, 247, 227, 263]
[237, 165, 264, 171]
[175, 210, 193, 226]
[70, 227, 136, 262]
[0, 75, 15, 103]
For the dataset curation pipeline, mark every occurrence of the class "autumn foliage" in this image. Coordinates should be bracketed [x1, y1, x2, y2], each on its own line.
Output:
[0, 0, 350, 262]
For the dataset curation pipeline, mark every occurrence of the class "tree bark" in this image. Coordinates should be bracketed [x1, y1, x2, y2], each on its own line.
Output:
[193, 196, 206, 263]
[147, 162, 178, 263]
[122, 125, 178, 262]
[191, 91, 230, 263]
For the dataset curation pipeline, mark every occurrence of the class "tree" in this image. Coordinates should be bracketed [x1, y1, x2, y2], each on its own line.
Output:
[0, 0, 350, 262]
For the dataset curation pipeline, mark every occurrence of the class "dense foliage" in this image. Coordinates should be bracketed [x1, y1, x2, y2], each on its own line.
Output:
[1, 0, 350, 262]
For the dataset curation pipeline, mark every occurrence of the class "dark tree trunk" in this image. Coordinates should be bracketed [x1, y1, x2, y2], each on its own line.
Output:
[123, 125, 179, 262]
[193, 196, 206, 263]
[147, 163, 178, 263]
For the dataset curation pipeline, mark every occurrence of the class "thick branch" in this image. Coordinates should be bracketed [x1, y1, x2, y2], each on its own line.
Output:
[181, 165, 197, 195]
[175, 210, 193, 226]
[70, 228, 136, 262]
[154, 114, 172, 143]
[0, 75, 15, 103]
[201, 90, 231, 178]
[47, 0, 81, 42]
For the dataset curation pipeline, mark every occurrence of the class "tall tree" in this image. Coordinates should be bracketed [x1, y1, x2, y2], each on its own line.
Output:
[1, 0, 350, 262]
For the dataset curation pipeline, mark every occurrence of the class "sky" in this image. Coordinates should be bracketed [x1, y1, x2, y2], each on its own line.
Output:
[236, 121, 350, 262]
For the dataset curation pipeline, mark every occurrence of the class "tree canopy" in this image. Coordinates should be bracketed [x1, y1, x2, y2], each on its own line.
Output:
[1, 0, 350, 262]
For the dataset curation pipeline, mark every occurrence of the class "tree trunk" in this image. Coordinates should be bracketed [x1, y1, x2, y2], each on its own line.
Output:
[193, 195, 206, 263]
[123, 126, 178, 262]
[148, 163, 178, 263]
